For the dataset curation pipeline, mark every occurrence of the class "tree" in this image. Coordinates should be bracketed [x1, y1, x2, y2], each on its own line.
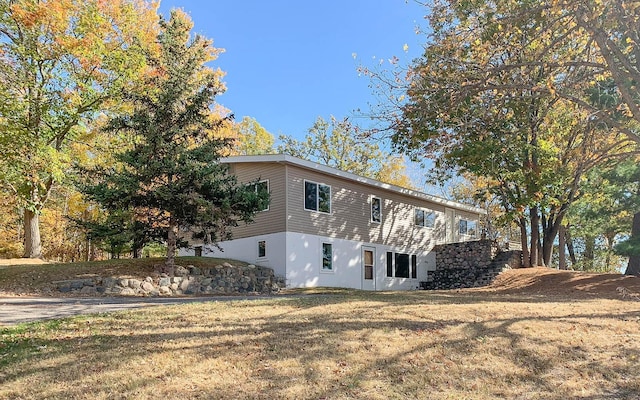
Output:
[566, 161, 640, 271]
[430, 0, 640, 273]
[278, 116, 415, 188]
[235, 116, 275, 155]
[385, 0, 633, 267]
[0, 0, 159, 258]
[80, 10, 268, 267]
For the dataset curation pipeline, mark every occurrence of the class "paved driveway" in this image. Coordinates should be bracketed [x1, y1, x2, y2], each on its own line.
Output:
[0, 296, 275, 327]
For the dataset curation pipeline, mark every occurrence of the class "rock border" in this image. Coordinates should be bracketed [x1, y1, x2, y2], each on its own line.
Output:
[55, 262, 285, 296]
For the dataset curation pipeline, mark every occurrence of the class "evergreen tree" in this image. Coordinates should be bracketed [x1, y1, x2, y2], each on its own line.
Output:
[81, 10, 268, 266]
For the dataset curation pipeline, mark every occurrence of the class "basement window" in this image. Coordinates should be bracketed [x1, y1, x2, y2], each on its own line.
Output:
[322, 243, 333, 271]
[386, 251, 416, 279]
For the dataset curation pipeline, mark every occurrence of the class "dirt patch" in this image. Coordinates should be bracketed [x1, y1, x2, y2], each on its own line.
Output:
[0, 258, 50, 266]
[471, 266, 640, 299]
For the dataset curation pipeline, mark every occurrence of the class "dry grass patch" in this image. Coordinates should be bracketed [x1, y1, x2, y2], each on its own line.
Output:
[1, 290, 640, 399]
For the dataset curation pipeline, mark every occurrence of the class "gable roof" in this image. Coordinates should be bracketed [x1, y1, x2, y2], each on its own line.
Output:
[221, 154, 486, 215]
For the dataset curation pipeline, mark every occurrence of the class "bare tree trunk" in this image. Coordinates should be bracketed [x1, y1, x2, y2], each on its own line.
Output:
[604, 232, 616, 271]
[530, 207, 540, 267]
[625, 211, 640, 275]
[584, 235, 595, 271]
[559, 225, 567, 270]
[22, 209, 42, 258]
[541, 210, 567, 267]
[565, 226, 577, 265]
[166, 214, 177, 267]
[519, 217, 531, 268]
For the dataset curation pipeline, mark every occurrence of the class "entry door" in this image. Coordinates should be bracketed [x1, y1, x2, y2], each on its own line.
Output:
[362, 246, 376, 291]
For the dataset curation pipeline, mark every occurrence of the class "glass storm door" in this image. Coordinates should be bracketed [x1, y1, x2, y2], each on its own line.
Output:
[362, 247, 376, 291]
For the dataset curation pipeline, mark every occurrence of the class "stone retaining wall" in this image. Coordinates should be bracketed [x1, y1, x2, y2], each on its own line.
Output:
[55, 262, 285, 296]
[426, 240, 522, 290]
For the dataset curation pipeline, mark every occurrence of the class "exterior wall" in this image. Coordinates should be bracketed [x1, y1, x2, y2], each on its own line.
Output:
[204, 232, 437, 290]
[181, 156, 484, 291]
[228, 162, 287, 238]
[284, 163, 456, 250]
[178, 232, 287, 279]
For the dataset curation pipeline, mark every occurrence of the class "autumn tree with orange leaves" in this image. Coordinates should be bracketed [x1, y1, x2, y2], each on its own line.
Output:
[371, 0, 636, 267]
[0, 0, 159, 258]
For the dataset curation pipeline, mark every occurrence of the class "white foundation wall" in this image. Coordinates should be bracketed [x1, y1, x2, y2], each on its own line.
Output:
[177, 233, 287, 279]
[179, 232, 437, 291]
[284, 232, 436, 290]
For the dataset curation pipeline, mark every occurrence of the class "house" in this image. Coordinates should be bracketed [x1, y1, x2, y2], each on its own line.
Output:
[179, 154, 485, 290]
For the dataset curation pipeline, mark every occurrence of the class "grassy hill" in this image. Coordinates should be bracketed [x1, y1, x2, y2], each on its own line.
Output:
[1, 260, 640, 399]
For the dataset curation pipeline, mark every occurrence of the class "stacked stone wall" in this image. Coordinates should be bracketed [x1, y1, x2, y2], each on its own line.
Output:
[55, 262, 285, 296]
[426, 240, 522, 290]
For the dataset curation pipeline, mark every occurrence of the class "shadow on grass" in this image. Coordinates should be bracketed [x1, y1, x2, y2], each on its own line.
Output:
[1, 291, 640, 399]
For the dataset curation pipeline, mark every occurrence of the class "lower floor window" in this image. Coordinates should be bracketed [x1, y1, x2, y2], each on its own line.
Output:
[322, 243, 333, 271]
[258, 240, 266, 258]
[395, 253, 410, 278]
[386, 251, 417, 278]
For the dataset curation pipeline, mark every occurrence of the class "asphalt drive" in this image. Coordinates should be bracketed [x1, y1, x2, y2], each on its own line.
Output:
[0, 295, 276, 327]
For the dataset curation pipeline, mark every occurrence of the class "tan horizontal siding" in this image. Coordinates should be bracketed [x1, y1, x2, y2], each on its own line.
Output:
[228, 162, 287, 239]
[285, 164, 459, 251]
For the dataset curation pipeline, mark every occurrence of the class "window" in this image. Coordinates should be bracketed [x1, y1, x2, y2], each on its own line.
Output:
[459, 219, 477, 237]
[386, 251, 416, 279]
[305, 180, 331, 213]
[415, 208, 435, 228]
[194, 246, 202, 257]
[322, 243, 333, 271]
[258, 240, 266, 258]
[395, 253, 410, 278]
[249, 180, 270, 211]
[364, 250, 374, 280]
[371, 196, 382, 223]
[411, 255, 417, 279]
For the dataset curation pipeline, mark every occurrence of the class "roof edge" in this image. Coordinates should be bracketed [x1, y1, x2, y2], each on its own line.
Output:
[221, 154, 486, 215]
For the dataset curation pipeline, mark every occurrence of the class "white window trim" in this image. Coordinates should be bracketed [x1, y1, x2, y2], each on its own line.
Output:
[414, 208, 436, 228]
[459, 219, 478, 238]
[320, 241, 335, 273]
[304, 179, 331, 214]
[370, 196, 382, 224]
[253, 180, 270, 212]
[385, 250, 418, 280]
[257, 239, 267, 260]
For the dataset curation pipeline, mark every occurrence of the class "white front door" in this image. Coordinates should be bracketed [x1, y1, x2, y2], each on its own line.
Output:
[362, 246, 376, 291]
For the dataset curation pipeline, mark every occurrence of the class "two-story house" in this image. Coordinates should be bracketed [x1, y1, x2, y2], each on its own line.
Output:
[179, 154, 484, 290]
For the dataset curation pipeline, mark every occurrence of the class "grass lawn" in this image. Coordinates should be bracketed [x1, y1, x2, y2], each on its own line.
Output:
[1, 285, 640, 399]
[1, 259, 640, 399]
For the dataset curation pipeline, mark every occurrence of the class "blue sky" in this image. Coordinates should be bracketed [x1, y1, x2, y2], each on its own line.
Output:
[157, 0, 427, 141]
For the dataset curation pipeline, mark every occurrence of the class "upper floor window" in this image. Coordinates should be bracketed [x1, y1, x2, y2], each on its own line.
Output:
[249, 180, 269, 211]
[415, 208, 435, 228]
[304, 180, 331, 213]
[459, 219, 477, 237]
[371, 196, 382, 223]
